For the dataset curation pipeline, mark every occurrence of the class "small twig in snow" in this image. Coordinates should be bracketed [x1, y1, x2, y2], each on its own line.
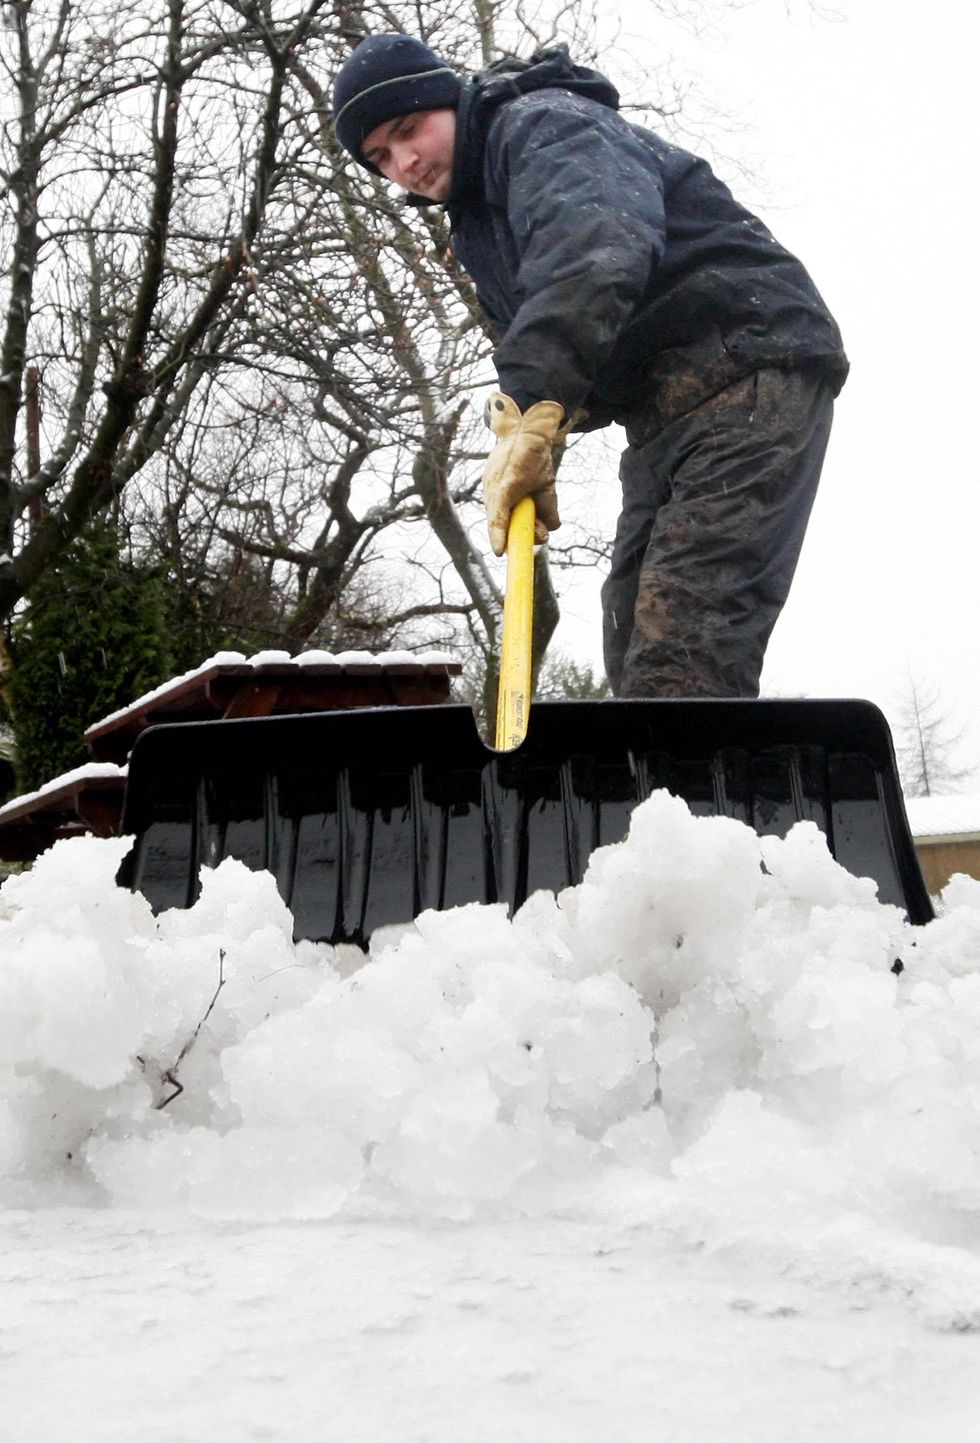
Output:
[156, 950, 227, 1110]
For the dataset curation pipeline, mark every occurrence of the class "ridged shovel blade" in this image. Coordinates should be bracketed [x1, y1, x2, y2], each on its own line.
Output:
[117, 698, 933, 946]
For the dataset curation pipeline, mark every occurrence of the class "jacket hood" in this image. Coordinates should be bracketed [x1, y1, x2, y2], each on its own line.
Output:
[470, 44, 619, 116]
[454, 46, 619, 204]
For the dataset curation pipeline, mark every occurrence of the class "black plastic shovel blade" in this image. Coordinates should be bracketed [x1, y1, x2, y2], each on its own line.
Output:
[117, 697, 933, 944]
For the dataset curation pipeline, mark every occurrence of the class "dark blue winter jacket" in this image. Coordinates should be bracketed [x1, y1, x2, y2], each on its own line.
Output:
[437, 47, 848, 430]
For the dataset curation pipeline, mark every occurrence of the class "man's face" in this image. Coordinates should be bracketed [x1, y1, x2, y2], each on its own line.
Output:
[362, 108, 457, 202]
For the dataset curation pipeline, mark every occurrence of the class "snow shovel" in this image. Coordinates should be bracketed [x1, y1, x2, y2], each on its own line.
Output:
[119, 726, 933, 957]
[117, 507, 933, 942]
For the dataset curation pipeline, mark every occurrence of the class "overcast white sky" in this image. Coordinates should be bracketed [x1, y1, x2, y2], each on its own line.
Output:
[549, 0, 980, 787]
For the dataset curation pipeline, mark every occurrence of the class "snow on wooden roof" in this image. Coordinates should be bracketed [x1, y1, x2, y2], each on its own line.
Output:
[89, 649, 460, 732]
[904, 793, 980, 842]
[0, 762, 126, 825]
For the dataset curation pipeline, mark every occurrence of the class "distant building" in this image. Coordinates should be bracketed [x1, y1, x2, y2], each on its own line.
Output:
[904, 793, 980, 897]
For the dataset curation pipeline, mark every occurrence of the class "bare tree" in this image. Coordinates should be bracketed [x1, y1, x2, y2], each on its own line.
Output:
[0, 0, 332, 620]
[894, 668, 972, 798]
[123, 0, 609, 682]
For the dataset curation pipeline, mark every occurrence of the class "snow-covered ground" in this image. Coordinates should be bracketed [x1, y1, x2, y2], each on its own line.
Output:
[3, 795, 980, 1440]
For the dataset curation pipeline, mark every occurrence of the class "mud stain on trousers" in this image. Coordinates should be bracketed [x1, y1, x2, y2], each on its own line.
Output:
[602, 367, 834, 698]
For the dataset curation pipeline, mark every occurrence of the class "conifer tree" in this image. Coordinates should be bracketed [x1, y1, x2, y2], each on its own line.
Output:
[9, 524, 170, 790]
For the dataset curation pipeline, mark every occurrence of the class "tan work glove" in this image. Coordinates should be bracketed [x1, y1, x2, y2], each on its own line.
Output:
[482, 392, 583, 557]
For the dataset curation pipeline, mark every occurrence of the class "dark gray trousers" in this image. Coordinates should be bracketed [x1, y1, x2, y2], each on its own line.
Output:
[601, 367, 834, 698]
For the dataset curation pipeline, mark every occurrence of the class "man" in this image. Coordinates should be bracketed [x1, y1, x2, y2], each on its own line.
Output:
[332, 34, 848, 698]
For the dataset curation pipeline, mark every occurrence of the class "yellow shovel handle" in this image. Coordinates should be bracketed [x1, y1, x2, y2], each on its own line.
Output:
[494, 495, 536, 751]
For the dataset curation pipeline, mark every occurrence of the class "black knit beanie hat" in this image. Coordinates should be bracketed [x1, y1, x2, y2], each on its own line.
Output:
[332, 34, 463, 170]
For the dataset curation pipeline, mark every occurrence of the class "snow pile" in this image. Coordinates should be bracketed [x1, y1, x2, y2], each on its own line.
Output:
[3, 792, 980, 1319]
